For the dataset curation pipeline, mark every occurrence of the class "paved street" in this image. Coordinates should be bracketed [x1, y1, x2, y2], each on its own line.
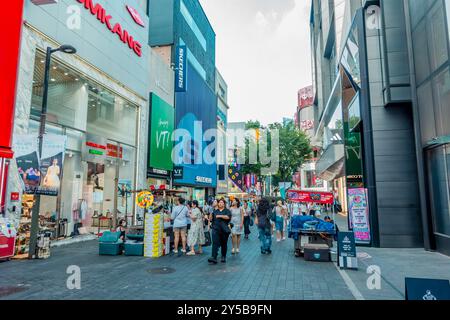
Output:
[0, 226, 354, 300]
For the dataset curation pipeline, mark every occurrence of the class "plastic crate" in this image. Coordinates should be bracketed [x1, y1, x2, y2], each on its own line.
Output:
[99, 242, 122, 256]
[124, 241, 143, 256]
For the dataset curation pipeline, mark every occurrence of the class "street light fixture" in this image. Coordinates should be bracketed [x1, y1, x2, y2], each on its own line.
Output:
[28, 45, 76, 259]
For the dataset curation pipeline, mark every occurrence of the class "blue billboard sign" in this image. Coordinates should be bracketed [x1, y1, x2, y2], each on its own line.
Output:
[174, 62, 217, 187]
[175, 45, 187, 92]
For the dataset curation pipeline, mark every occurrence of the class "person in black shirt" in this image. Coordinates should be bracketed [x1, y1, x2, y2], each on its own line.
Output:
[208, 198, 232, 264]
[255, 198, 273, 254]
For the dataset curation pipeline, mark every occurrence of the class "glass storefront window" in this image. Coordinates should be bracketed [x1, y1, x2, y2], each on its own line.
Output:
[341, 21, 361, 87]
[323, 101, 344, 150]
[428, 146, 450, 237]
[29, 50, 140, 234]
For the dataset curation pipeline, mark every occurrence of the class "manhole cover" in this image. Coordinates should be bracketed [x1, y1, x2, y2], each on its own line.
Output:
[147, 267, 176, 274]
[0, 286, 28, 298]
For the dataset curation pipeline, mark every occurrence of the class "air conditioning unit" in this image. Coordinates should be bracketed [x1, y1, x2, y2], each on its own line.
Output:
[31, 0, 58, 5]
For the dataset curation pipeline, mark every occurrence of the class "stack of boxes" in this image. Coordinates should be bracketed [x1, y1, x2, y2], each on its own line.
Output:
[144, 213, 164, 258]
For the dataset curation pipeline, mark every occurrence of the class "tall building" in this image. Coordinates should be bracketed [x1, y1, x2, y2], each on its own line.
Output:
[295, 85, 327, 192]
[215, 69, 229, 196]
[310, 0, 424, 249]
[404, 0, 450, 255]
[149, 0, 217, 205]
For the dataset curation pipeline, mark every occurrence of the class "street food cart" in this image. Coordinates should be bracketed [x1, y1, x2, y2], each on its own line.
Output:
[287, 190, 337, 261]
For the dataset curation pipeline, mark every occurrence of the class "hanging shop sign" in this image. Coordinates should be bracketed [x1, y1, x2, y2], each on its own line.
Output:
[173, 166, 184, 179]
[75, 0, 142, 57]
[83, 134, 107, 164]
[13, 135, 39, 194]
[287, 190, 334, 204]
[175, 45, 187, 92]
[36, 134, 67, 196]
[136, 190, 154, 209]
[348, 188, 371, 244]
[149, 94, 174, 171]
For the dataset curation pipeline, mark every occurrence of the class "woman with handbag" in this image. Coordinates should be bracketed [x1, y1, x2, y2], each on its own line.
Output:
[171, 197, 189, 254]
[255, 198, 272, 254]
[208, 198, 232, 264]
[186, 200, 205, 255]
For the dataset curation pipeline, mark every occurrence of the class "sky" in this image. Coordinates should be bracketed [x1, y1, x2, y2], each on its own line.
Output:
[199, 0, 312, 126]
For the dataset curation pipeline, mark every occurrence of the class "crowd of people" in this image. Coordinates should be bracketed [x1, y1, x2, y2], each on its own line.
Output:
[165, 196, 315, 265]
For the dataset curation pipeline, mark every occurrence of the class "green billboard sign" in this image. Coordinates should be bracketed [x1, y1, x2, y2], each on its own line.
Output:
[149, 94, 174, 171]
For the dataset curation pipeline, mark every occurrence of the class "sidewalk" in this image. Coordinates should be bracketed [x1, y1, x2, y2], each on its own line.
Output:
[332, 213, 450, 300]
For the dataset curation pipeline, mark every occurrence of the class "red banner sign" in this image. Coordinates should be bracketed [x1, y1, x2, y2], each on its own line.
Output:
[287, 189, 334, 204]
[0, 0, 24, 159]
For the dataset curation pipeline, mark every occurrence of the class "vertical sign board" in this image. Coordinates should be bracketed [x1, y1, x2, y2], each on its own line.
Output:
[337, 232, 358, 269]
[405, 278, 450, 300]
[0, 0, 24, 159]
[149, 94, 174, 171]
[348, 188, 371, 244]
[175, 45, 187, 92]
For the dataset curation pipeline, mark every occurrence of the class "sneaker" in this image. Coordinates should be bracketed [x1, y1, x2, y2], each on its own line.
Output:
[221, 256, 226, 263]
[266, 249, 272, 254]
[173, 250, 178, 254]
[261, 250, 267, 255]
[236, 249, 240, 254]
[208, 257, 218, 264]
[231, 248, 235, 254]
[186, 251, 195, 256]
[277, 239, 281, 242]
[181, 249, 186, 253]
[282, 237, 286, 241]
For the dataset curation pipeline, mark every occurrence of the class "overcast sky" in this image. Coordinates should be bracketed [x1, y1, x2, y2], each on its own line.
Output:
[199, 0, 312, 126]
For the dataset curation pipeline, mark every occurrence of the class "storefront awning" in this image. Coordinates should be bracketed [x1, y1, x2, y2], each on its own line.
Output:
[316, 144, 345, 181]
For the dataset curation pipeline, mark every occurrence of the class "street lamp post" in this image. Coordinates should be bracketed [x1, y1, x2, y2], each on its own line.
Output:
[28, 45, 76, 259]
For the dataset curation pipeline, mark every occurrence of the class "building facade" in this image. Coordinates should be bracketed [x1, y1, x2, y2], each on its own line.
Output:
[405, 0, 450, 255]
[149, 0, 217, 206]
[310, 0, 425, 248]
[216, 69, 229, 196]
[5, 0, 151, 245]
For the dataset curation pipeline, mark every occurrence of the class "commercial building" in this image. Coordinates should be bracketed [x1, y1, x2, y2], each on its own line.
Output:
[404, 0, 450, 255]
[310, 0, 424, 249]
[149, 0, 218, 206]
[215, 69, 229, 196]
[4, 0, 152, 248]
[294, 85, 328, 193]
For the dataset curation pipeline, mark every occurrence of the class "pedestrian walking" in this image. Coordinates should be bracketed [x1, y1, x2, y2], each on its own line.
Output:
[230, 199, 244, 254]
[255, 198, 272, 254]
[208, 198, 232, 264]
[243, 200, 252, 239]
[275, 200, 287, 241]
[187, 200, 205, 255]
[171, 197, 190, 254]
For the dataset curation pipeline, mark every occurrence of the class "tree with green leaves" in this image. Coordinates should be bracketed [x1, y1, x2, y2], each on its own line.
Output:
[269, 121, 312, 187]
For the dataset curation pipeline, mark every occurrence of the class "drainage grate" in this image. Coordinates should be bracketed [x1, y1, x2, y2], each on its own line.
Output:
[0, 286, 28, 298]
[147, 267, 176, 274]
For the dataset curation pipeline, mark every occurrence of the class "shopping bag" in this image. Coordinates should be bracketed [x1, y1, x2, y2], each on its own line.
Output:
[203, 231, 212, 247]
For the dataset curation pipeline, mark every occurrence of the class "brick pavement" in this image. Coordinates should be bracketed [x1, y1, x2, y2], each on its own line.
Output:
[0, 226, 354, 300]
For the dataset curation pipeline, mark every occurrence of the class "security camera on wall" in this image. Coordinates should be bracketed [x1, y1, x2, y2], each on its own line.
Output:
[31, 0, 58, 5]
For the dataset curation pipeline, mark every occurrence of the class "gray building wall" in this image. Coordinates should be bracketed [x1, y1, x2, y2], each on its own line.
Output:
[365, 2, 422, 247]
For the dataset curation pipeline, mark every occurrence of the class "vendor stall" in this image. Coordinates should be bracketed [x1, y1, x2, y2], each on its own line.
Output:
[287, 190, 337, 261]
